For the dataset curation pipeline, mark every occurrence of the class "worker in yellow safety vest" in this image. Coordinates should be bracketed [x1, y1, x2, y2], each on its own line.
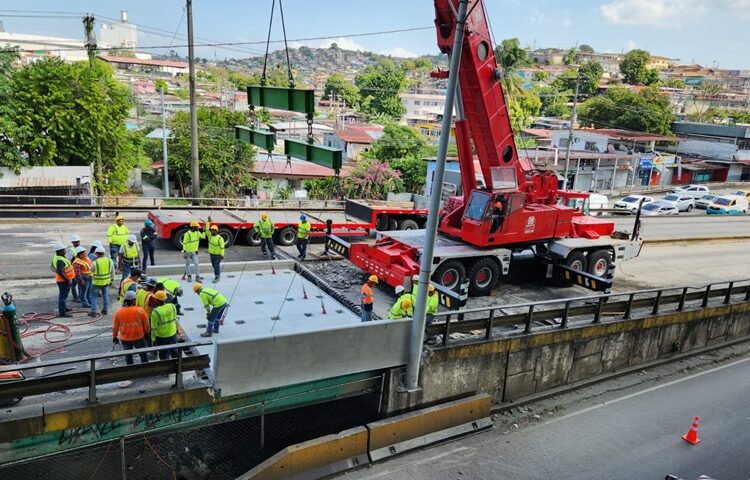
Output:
[90, 246, 114, 317]
[296, 215, 311, 261]
[150, 290, 178, 360]
[119, 268, 142, 305]
[118, 234, 140, 283]
[388, 285, 415, 320]
[425, 284, 440, 344]
[194, 283, 229, 337]
[181, 221, 205, 282]
[51, 242, 75, 317]
[107, 215, 129, 267]
[206, 220, 225, 283]
[254, 213, 276, 259]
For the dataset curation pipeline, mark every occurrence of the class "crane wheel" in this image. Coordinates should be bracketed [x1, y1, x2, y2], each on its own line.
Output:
[586, 250, 612, 277]
[277, 226, 297, 246]
[466, 257, 500, 296]
[432, 259, 466, 291]
[565, 251, 588, 272]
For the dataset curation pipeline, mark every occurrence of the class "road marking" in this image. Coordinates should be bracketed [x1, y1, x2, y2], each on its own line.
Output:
[355, 446, 469, 479]
[546, 355, 750, 425]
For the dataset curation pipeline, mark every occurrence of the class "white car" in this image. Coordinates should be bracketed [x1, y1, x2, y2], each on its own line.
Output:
[695, 194, 719, 209]
[672, 184, 710, 199]
[640, 202, 679, 216]
[660, 194, 695, 212]
[613, 195, 654, 214]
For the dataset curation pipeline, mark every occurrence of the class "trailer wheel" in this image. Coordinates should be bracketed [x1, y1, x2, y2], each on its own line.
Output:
[388, 218, 398, 230]
[432, 259, 466, 291]
[466, 257, 500, 296]
[565, 251, 588, 272]
[397, 219, 419, 230]
[245, 229, 261, 246]
[277, 226, 297, 246]
[172, 227, 189, 250]
[587, 250, 611, 277]
[216, 227, 235, 247]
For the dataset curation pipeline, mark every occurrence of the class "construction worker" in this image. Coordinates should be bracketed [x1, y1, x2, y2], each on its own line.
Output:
[425, 284, 439, 344]
[254, 213, 276, 260]
[67, 234, 82, 301]
[107, 215, 129, 267]
[72, 246, 93, 309]
[388, 285, 414, 320]
[112, 290, 150, 367]
[491, 198, 505, 233]
[140, 219, 157, 273]
[182, 221, 205, 282]
[88, 240, 103, 261]
[150, 290, 178, 360]
[90, 246, 114, 317]
[296, 215, 311, 261]
[136, 278, 157, 317]
[193, 283, 229, 337]
[51, 242, 75, 317]
[206, 222, 225, 283]
[411, 274, 420, 296]
[119, 234, 140, 282]
[119, 268, 142, 305]
[157, 277, 184, 316]
[360, 275, 378, 322]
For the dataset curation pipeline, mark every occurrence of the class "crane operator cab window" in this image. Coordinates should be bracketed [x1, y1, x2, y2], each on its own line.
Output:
[490, 196, 507, 233]
[464, 191, 491, 221]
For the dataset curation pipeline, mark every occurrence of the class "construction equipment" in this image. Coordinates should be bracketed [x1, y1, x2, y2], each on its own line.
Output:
[1, 292, 25, 363]
[329, 0, 643, 297]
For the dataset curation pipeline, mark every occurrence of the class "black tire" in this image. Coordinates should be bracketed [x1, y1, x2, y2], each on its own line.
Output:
[277, 226, 297, 246]
[586, 249, 611, 278]
[172, 227, 189, 250]
[245, 229, 261, 247]
[397, 219, 419, 230]
[217, 227, 234, 247]
[432, 259, 466, 291]
[686, 204, 693, 212]
[466, 257, 500, 296]
[388, 218, 398, 230]
[376, 215, 389, 231]
[565, 251, 587, 272]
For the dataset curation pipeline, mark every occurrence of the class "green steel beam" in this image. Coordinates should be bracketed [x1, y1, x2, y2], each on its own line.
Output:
[248, 86, 315, 115]
[285, 139, 343, 171]
[235, 125, 275, 152]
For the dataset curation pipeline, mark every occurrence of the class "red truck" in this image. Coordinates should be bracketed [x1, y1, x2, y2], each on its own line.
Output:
[147, 199, 432, 249]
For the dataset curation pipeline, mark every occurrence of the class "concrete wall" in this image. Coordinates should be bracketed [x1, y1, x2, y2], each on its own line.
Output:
[386, 301, 750, 413]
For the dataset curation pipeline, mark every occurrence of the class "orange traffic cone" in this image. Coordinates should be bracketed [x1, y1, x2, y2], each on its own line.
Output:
[682, 416, 701, 445]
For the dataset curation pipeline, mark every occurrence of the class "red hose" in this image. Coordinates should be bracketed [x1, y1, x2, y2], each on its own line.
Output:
[18, 310, 104, 360]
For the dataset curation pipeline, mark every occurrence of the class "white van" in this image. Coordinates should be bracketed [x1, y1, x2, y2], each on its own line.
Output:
[706, 195, 749, 215]
[562, 193, 609, 216]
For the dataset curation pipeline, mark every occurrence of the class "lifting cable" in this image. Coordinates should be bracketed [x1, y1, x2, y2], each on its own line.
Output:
[260, 0, 295, 88]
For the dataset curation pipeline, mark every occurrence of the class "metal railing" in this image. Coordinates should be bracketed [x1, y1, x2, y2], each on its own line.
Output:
[426, 279, 750, 346]
[0, 341, 211, 403]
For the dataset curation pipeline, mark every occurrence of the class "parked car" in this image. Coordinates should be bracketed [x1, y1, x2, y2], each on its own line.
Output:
[660, 194, 695, 212]
[707, 195, 749, 215]
[640, 202, 679, 216]
[672, 184, 710, 198]
[613, 195, 653, 214]
[695, 194, 719, 209]
[731, 189, 750, 201]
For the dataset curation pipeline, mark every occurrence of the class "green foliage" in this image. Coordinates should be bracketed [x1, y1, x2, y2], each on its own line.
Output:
[698, 80, 725, 95]
[355, 59, 408, 117]
[108, 48, 135, 58]
[563, 48, 577, 65]
[227, 70, 261, 91]
[303, 177, 340, 200]
[687, 107, 750, 124]
[532, 70, 549, 83]
[8, 58, 135, 192]
[579, 86, 675, 134]
[537, 85, 570, 118]
[400, 59, 416, 71]
[172, 88, 190, 100]
[578, 44, 594, 54]
[164, 107, 256, 197]
[413, 58, 433, 70]
[0, 49, 32, 174]
[619, 49, 659, 85]
[657, 78, 685, 89]
[154, 79, 169, 94]
[342, 157, 402, 199]
[389, 156, 427, 194]
[508, 92, 542, 132]
[553, 62, 603, 95]
[323, 73, 360, 109]
[494, 38, 530, 71]
[370, 124, 425, 161]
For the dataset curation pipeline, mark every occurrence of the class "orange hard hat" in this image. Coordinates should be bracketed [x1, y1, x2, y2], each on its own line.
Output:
[368, 275, 378, 283]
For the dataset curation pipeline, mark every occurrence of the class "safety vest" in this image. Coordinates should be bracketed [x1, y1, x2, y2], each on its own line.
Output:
[136, 288, 154, 312]
[107, 224, 129, 246]
[121, 242, 139, 260]
[73, 256, 93, 277]
[199, 287, 227, 311]
[119, 277, 138, 303]
[158, 278, 181, 295]
[254, 218, 274, 238]
[427, 293, 439, 315]
[207, 233, 225, 256]
[51, 255, 75, 282]
[92, 257, 114, 286]
[182, 229, 204, 253]
[361, 283, 374, 305]
[388, 294, 415, 319]
[297, 221, 311, 239]
[113, 306, 149, 342]
[150, 303, 177, 340]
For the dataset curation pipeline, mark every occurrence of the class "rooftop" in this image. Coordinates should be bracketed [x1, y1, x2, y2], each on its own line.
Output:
[98, 55, 189, 69]
[252, 156, 339, 178]
[335, 125, 383, 144]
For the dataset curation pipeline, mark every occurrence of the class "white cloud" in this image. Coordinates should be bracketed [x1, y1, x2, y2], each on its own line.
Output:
[601, 0, 750, 25]
[382, 47, 418, 58]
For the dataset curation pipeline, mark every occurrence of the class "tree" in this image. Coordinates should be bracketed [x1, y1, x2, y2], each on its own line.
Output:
[657, 78, 685, 89]
[400, 59, 416, 71]
[0, 49, 32, 174]
[563, 48, 577, 65]
[619, 49, 659, 85]
[342, 158, 402, 199]
[553, 62, 603, 95]
[164, 107, 256, 197]
[532, 70, 549, 83]
[578, 44, 594, 54]
[227, 70, 261, 91]
[579, 86, 675, 135]
[9, 58, 136, 192]
[494, 38, 530, 98]
[508, 91, 542, 132]
[355, 59, 408, 117]
[537, 85, 570, 118]
[413, 58, 433, 70]
[154, 78, 169, 94]
[322, 73, 360, 109]
[370, 123, 425, 161]
[107, 47, 135, 58]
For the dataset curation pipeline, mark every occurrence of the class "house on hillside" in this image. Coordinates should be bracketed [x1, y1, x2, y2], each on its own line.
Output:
[324, 125, 383, 161]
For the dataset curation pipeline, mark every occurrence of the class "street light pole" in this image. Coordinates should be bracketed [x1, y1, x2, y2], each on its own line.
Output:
[160, 87, 170, 198]
[563, 73, 580, 190]
[186, 0, 200, 201]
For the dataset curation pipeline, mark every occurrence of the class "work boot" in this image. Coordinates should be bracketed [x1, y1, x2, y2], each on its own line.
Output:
[200, 331, 212, 338]
[212, 277, 219, 283]
[60, 313, 73, 318]
[187, 275, 192, 282]
[196, 276, 204, 282]
[117, 380, 132, 388]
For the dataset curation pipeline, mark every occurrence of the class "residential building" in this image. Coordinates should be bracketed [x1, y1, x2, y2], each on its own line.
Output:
[0, 31, 88, 63]
[323, 125, 383, 161]
[550, 128, 676, 154]
[251, 155, 340, 199]
[669, 122, 750, 181]
[98, 55, 189, 77]
[577, 52, 624, 79]
[400, 90, 453, 125]
[269, 120, 335, 148]
[530, 48, 567, 66]
[647, 55, 677, 70]
[414, 121, 455, 144]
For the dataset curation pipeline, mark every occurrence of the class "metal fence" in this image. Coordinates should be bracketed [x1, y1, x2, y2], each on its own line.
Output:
[426, 279, 750, 346]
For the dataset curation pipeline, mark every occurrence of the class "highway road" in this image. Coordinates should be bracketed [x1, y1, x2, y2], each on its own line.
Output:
[612, 214, 750, 241]
[343, 345, 750, 480]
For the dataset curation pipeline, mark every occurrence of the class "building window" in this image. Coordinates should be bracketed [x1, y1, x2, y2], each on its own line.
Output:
[584, 141, 600, 152]
[695, 171, 711, 183]
[414, 100, 421, 105]
[559, 138, 570, 148]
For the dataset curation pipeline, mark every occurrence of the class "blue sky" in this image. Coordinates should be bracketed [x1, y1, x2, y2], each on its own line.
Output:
[3, 0, 750, 69]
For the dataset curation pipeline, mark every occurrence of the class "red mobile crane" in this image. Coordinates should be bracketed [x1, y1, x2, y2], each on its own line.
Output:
[328, 0, 643, 297]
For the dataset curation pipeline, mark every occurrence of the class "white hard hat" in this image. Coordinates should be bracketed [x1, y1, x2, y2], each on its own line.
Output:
[128, 234, 137, 243]
[53, 242, 66, 252]
[412, 274, 419, 281]
[92, 240, 103, 248]
[395, 285, 405, 295]
[123, 290, 137, 301]
[95, 246, 106, 254]
[70, 234, 81, 242]
[75, 246, 86, 254]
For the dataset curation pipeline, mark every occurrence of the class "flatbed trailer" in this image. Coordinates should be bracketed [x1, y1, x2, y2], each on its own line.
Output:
[148, 199, 431, 249]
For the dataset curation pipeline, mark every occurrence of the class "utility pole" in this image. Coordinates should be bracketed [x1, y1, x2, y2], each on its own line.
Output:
[563, 72, 580, 191]
[83, 14, 103, 199]
[186, 0, 200, 201]
[161, 87, 170, 198]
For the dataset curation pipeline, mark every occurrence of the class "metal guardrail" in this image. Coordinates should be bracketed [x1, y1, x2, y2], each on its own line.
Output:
[426, 279, 750, 346]
[0, 341, 211, 403]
